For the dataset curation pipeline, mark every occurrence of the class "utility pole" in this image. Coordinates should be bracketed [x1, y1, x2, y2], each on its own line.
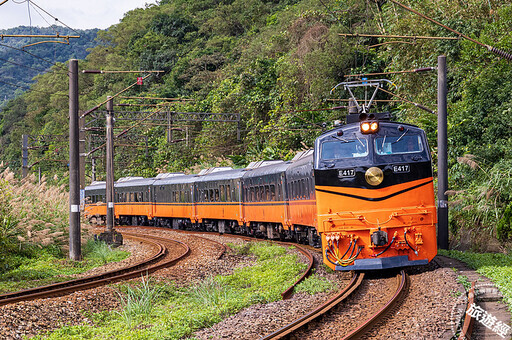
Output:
[105, 96, 115, 232]
[69, 59, 81, 261]
[437, 55, 449, 250]
[79, 116, 86, 190]
[97, 96, 123, 246]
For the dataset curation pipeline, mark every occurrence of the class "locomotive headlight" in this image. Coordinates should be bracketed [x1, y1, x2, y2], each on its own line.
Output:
[360, 122, 371, 133]
[365, 167, 384, 186]
[370, 122, 379, 132]
[360, 121, 379, 134]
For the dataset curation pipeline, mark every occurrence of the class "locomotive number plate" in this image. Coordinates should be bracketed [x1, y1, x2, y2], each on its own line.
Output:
[338, 168, 355, 178]
[393, 164, 410, 173]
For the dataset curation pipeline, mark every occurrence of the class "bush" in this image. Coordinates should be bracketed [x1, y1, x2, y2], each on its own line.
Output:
[497, 202, 512, 240]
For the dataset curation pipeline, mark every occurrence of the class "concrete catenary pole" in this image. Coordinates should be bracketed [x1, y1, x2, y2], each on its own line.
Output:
[69, 59, 81, 260]
[437, 55, 449, 250]
[105, 96, 115, 233]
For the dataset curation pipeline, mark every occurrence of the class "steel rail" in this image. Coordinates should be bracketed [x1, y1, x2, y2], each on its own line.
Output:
[202, 232, 315, 300]
[0, 233, 189, 306]
[101, 226, 315, 301]
[262, 271, 364, 339]
[342, 270, 408, 339]
[458, 281, 476, 340]
[115, 226, 227, 260]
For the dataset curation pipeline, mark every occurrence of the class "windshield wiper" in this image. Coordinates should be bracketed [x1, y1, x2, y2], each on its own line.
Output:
[331, 135, 351, 143]
[392, 129, 409, 144]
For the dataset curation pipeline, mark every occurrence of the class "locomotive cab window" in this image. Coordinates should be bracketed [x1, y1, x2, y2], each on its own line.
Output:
[321, 138, 368, 160]
[375, 134, 423, 155]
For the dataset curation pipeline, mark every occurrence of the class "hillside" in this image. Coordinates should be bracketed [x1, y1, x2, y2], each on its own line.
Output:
[0, 26, 99, 106]
[1, 0, 512, 247]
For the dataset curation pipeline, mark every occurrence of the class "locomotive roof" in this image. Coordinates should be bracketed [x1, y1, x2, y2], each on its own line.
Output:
[320, 118, 421, 136]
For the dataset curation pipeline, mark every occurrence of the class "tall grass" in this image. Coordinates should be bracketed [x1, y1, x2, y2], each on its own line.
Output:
[0, 168, 74, 251]
[188, 275, 230, 306]
[115, 276, 163, 325]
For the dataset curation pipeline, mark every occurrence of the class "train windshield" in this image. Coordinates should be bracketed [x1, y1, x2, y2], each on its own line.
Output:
[375, 133, 423, 155]
[321, 138, 369, 160]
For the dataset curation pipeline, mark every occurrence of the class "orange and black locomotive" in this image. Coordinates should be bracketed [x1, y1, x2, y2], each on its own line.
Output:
[314, 112, 437, 270]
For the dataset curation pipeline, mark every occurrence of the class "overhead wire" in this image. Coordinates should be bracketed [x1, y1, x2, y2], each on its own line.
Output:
[388, 0, 512, 61]
[0, 42, 67, 73]
[27, 0, 80, 35]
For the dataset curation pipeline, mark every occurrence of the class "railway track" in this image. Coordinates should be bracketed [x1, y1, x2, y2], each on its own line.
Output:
[262, 271, 365, 340]
[115, 226, 315, 300]
[262, 270, 409, 340]
[0, 232, 190, 306]
[343, 270, 408, 339]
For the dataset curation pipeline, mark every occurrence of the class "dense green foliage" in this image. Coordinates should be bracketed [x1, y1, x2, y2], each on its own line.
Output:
[35, 242, 307, 339]
[0, 239, 129, 294]
[1, 0, 512, 245]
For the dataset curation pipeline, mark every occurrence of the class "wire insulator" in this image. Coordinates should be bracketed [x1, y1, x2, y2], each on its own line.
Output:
[487, 45, 512, 62]
[414, 67, 436, 73]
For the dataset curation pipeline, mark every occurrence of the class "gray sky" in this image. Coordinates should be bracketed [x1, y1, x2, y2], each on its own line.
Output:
[0, 0, 157, 30]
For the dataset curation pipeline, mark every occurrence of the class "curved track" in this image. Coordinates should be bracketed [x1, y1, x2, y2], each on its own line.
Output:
[342, 270, 408, 339]
[115, 226, 315, 300]
[262, 270, 409, 340]
[262, 272, 365, 340]
[0, 233, 190, 306]
[216, 233, 315, 300]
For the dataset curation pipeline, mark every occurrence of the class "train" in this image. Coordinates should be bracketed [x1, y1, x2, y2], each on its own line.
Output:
[84, 110, 437, 271]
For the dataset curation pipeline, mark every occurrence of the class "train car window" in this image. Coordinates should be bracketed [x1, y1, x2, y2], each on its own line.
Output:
[219, 185, 225, 201]
[265, 185, 270, 201]
[250, 187, 255, 202]
[301, 179, 305, 199]
[321, 138, 368, 159]
[227, 185, 231, 202]
[209, 189, 214, 202]
[255, 187, 260, 202]
[215, 189, 220, 202]
[375, 134, 424, 155]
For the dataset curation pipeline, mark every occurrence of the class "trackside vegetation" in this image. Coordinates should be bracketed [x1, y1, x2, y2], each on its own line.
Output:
[0, 239, 129, 294]
[34, 242, 321, 340]
[0, 168, 129, 293]
[439, 249, 512, 312]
